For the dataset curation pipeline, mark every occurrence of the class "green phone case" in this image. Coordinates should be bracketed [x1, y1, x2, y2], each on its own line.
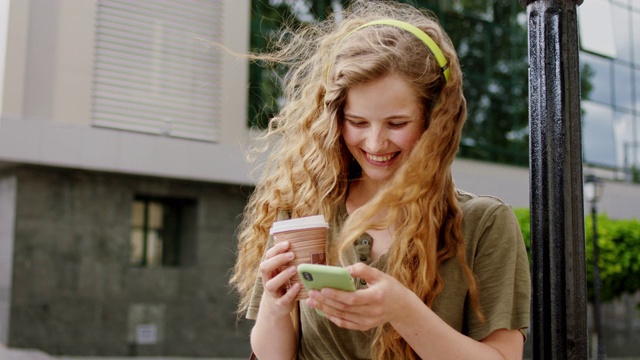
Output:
[297, 264, 356, 316]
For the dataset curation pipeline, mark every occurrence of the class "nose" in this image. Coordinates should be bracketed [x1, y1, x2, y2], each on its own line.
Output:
[365, 125, 388, 153]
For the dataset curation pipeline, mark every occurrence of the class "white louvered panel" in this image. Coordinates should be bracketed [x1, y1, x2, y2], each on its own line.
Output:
[93, 67, 218, 105]
[92, 0, 223, 142]
[100, 1, 219, 35]
[93, 88, 217, 121]
[94, 47, 220, 82]
[94, 79, 217, 116]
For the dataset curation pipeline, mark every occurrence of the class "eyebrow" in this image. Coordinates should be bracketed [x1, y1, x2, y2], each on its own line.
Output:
[343, 112, 415, 120]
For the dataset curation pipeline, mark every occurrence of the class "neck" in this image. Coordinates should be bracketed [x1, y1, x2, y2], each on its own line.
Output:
[346, 177, 384, 214]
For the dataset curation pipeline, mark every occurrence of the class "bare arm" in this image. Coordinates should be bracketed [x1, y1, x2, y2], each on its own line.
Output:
[390, 283, 523, 359]
[306, 263, 524, 360]
[250, 241, 300, 360]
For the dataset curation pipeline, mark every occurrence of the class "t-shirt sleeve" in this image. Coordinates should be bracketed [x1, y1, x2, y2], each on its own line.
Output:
[245, 233, 274, 320]
[245, 211, 292, 320]
[246, 275, 264, 320]
[465, 199, 531, 341]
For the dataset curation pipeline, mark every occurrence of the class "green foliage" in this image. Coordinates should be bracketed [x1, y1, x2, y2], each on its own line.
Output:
[513, 207, 531, 261]
[248, 0, 352, 128]
[513, 207, 640, 304]
[632, 165, 640, 184]
[248, 0, 595, 167]
[584, 213, 640, 303]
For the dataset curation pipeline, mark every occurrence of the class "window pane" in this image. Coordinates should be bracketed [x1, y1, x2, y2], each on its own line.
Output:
[130, 229, 145, 266]
[612, 4, 632, 62]
[146, 231, 163, 267]
[581, 52, 612, 105]
[635, 115, 640, 169]
[148, 202, 164, 229]
[636, 68, 640, 112]
[614, 62, 634, 110]
[614, 111, 634, 168]
[578, 0, 617, 58]
[634, 11, 640, 66]
[131, 201, 145, 227]
[582, 101, 616, 167]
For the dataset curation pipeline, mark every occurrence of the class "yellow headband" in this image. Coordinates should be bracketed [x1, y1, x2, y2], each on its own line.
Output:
[328, 19, 451, 83]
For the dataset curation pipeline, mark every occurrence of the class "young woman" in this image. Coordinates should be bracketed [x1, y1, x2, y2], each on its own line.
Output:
[230, 1, 531, 359]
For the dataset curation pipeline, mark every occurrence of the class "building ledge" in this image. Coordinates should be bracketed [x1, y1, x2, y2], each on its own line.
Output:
[0, 115, 254, 185]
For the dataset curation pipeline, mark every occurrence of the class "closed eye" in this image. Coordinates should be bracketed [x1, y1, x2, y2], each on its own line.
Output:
[346, 119, 368, 127]
[388, 122, 408, 129]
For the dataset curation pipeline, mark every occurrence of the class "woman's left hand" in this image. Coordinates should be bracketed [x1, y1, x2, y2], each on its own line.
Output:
[305, 262, 415, 331]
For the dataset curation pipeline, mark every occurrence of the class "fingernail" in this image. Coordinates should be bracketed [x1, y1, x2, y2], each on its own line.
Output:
[289, 266, 297, 274]
[287, 252, 295, 260]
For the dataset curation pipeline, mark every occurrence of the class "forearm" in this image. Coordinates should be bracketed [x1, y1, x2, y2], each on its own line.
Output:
[250, 295, 298, 360]
[391, 291, 518, 360]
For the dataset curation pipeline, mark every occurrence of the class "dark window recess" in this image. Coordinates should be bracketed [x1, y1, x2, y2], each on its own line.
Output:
[130, 196, 197, 267]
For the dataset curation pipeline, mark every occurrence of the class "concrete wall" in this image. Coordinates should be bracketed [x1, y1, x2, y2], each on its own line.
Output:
[452, 158, 640, 220]
[0, 173, 16, 344]
[7, 165, 253, 357]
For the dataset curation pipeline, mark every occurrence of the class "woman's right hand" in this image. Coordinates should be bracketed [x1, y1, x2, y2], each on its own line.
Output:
[259, 240, 300, 317]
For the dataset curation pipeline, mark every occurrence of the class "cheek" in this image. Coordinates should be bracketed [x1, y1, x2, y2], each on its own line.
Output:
[396, 131, 422, 150]
[341, 127, 358, 148]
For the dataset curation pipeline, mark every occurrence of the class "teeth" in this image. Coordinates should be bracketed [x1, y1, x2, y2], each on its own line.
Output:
[367, 153, 394, 162]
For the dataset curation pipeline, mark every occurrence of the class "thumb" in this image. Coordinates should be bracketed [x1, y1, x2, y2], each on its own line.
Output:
[347, 262, 381, 284]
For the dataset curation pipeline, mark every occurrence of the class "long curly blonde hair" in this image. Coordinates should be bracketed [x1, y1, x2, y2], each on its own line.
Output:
[230, 1, 481, 358]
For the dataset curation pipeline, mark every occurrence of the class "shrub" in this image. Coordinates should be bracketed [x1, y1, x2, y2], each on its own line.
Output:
[513, 207, 640, 304]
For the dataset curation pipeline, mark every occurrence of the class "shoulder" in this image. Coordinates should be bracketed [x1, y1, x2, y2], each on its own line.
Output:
[456, 189, 515, 221]
[455, 189, 523, 249]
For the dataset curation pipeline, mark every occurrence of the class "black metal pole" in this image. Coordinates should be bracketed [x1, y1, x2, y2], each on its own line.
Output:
[520, 0, 588, 359]
[591, 202, 606, 359]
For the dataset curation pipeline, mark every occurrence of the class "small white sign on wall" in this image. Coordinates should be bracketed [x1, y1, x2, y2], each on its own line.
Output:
[136, 324, 158, 345]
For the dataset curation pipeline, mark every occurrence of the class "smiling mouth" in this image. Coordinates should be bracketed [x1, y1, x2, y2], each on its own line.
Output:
[365, 152, 397, 163]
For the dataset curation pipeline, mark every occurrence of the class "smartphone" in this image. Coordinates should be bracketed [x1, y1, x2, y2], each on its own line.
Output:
[297, 264, 356, 316]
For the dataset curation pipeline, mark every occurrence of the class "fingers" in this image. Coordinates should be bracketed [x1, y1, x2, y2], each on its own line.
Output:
[306, 290, 377, 331]
[264, 265, 296, 294]
[276, 281, 300, 306]
[259, 241, 300, 300]
[259, 241, 294, 280]
[305, 263, 396, 331]
[307, 288, 364, 316]
[347, 262, 381, 283]
[265, 240, 290, 258]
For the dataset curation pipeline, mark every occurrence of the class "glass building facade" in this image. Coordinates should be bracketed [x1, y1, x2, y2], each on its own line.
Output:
[579, 0, 640, 181]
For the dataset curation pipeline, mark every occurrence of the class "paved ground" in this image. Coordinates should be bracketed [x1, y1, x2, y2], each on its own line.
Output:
[2, 345, 640, 360]
[0, 345, 53, 360]
[0, 346, 246, 360]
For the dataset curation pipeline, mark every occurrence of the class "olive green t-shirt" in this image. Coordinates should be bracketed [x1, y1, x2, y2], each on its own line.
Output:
[246, 189, 531, 359]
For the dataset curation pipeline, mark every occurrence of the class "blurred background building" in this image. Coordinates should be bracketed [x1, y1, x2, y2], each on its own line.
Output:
[0, 0, 638, 358]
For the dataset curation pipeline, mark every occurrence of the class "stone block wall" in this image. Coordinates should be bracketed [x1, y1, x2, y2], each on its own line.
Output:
[5, 165, 253, 357]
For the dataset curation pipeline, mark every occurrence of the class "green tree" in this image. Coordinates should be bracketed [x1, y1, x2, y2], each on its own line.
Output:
[248, 0, 352, 128]
[423, 1, 530, 165]
[248, 0, 594, 167]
